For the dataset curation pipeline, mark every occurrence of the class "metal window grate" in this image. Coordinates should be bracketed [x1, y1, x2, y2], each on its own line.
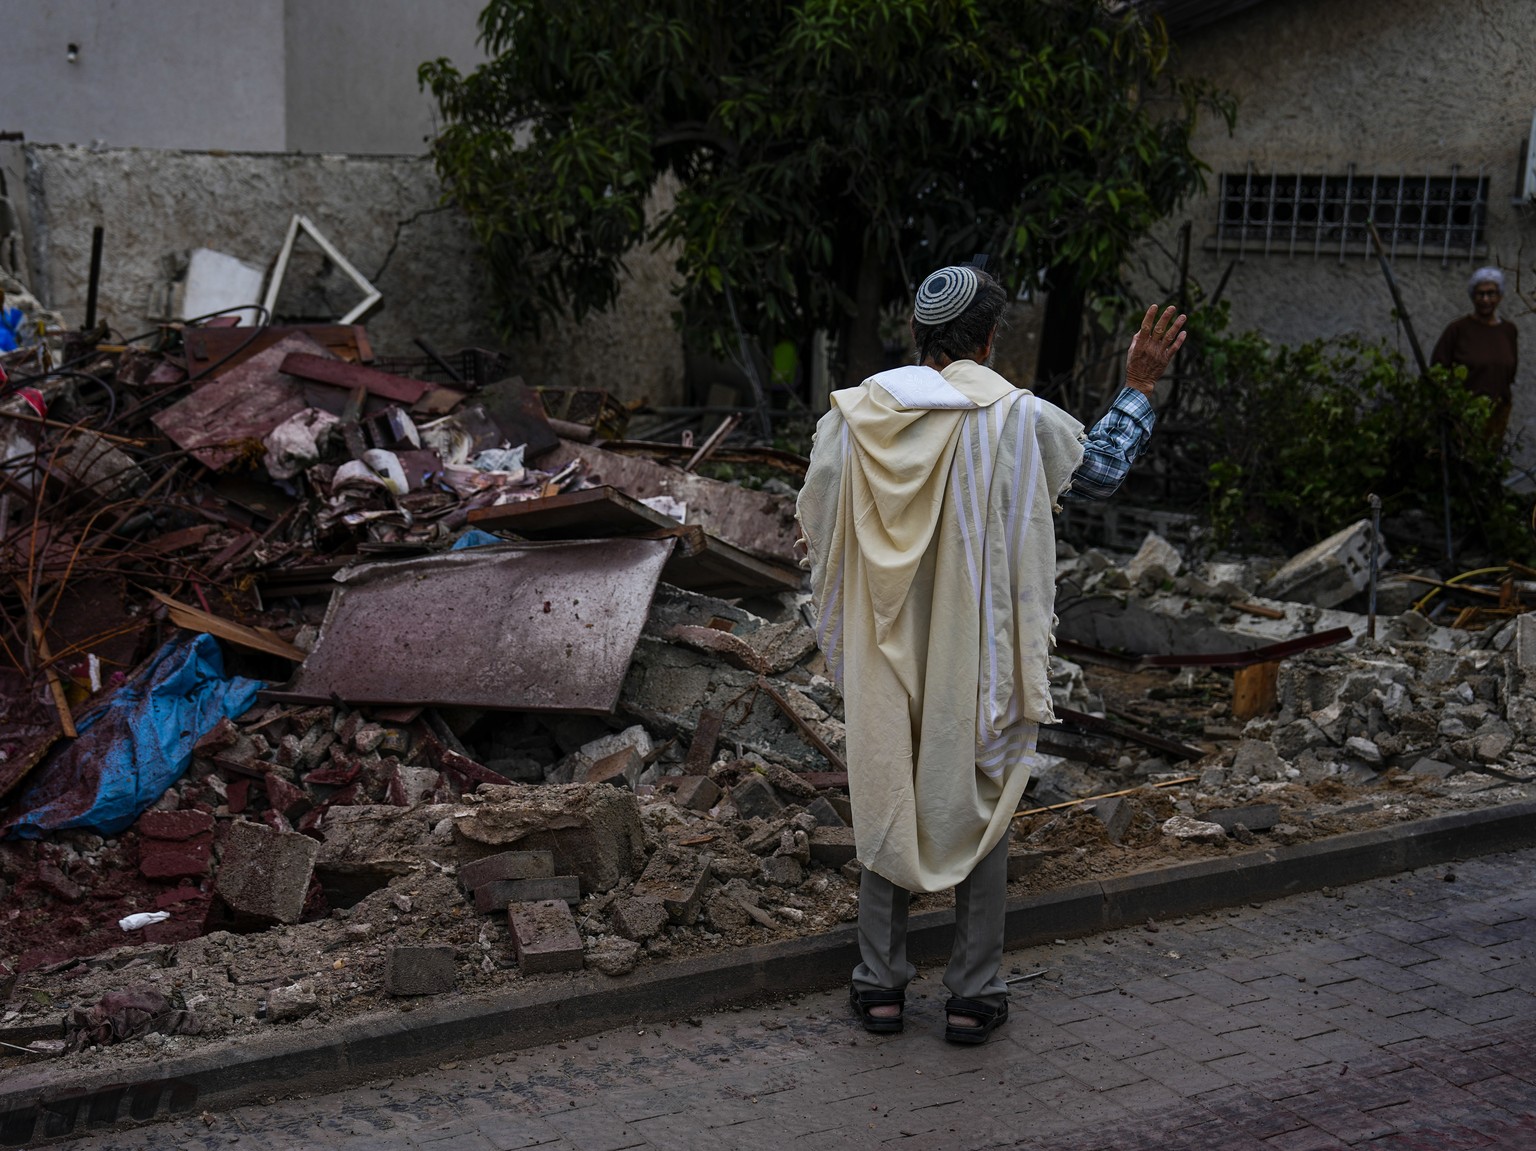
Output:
[1214, 165, 1489, 262]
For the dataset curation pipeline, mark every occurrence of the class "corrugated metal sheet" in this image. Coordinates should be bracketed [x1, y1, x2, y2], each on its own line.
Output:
[278, 538, 673, 713]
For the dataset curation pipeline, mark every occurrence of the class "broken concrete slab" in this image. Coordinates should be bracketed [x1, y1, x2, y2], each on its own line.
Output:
[455, 784, 647, 894]
[1083, 797, 1133, 844]
[1161, 815, 1228, 843]
[507, 900, 584, 974]
[1203, 804, 1282, 833]
[214, 821, 320, 925]
[1261, 519, 1389, 609]
[384, 945, 456, 996]
[582, 747, 643, 789]
[663, 775, 721, 812]
[1126, 532, 1182, 585]
[584, 936, 640, 976]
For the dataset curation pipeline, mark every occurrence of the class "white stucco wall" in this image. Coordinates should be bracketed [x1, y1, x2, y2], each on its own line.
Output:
[0, 0, 287, 152]
[19, 144, 685, 404]
[1138, 0, 1536, 467]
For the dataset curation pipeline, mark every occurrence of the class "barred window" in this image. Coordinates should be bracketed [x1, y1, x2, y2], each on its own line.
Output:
[1214, 167, 1489, 262]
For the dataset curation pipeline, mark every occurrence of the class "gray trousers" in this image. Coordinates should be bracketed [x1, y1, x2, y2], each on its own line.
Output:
[851, 829, 1010, 1008]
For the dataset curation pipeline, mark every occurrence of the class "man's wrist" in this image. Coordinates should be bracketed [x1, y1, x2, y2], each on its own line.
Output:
[1125, 377, 1157, 395]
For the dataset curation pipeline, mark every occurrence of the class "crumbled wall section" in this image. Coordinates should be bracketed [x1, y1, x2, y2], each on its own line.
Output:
[20, 144, 686, 405]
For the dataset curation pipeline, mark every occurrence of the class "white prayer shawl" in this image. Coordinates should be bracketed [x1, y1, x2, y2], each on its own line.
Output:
[796, 361, 1085, 892]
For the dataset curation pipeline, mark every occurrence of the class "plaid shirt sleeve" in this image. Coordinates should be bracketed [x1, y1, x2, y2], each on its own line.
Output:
[1065, 387, 1156, 501]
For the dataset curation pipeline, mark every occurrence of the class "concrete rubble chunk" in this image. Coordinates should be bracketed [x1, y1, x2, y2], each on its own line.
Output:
[456, 784, 647, 894]
[808, 826, 856, 867]
[1409, 757, 1457, 779]
[1231, 739, 1290, 782]
[760, 855, 804, 886]
[611, 896, 669, 942]
[508, 900, 585, 974]
[383, 945, 456, 996]
[265, 980, 318, 1022]
[585, 936, 641, 977]
[806, 797, 848, 828]
[664, 775, 720, 812]
[1083, 796, 1133, 843]
[731, 775, 784, 820]
[633, 846, 713, 925]
[473, 875, 580, 913]
[1161, 815, 1229, 843]
[1126, 532, 1182, 584]
[136, 809, 216, 840]
[458, 849, 556, 891]
[1345, 736, 1383, 764]
[215, 820, 320, 924]
[1261, 519, 1388, 609]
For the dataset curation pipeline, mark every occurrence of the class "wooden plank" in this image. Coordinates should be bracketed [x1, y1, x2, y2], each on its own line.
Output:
[150, 591, 306, 662]
[280, 352, 432, 405]
[468, 485, 681, 538]
[1232, 660, 1280, 721]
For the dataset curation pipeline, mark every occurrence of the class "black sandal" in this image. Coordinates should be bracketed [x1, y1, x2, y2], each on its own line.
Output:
[943, 996, 1008, 1044]
[849, 984, 905, 1033]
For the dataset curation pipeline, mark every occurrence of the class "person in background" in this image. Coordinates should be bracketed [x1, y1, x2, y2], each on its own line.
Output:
[796, 266, 1184, 1045]
[1432, 267, 1518, 448]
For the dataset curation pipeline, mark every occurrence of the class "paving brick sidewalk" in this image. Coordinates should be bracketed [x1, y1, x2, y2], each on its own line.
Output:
[64, 848, 1536, 1150]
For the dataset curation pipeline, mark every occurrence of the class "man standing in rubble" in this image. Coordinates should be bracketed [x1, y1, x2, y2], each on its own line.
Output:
[796, 266, 1184, 1044]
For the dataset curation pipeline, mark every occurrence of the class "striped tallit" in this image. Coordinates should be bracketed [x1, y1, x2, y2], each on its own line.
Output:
[796, 360, 1085, 892]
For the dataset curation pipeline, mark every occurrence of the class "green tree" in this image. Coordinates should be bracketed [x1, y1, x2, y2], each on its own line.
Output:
[421, 0, 1231, 386]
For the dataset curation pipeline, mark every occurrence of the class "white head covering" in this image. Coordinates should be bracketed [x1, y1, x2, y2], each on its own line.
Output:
[1468, 267, 1505, 298]
[914, 266, 979, 325]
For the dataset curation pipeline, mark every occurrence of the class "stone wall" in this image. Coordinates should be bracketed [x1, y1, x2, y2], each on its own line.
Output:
[18, 144, 685, 406]
[1131, 0, 1536, 469]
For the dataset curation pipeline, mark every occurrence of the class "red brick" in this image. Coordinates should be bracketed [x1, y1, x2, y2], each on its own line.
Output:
[474, 875, 579, 913]
[226, 778, 250, 814]
[138, 837, 212, 880]
[263, 772, 310, 818]
[458, 850, 556, 890]
[136, 809, 216, 841]
[507, 900, 584, 974]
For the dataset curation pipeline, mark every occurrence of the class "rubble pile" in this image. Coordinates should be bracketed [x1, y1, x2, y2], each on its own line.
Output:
[5, 307, 1536, 1079]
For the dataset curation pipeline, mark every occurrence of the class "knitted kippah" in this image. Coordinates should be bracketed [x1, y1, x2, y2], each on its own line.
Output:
[914, 266, 979, 325]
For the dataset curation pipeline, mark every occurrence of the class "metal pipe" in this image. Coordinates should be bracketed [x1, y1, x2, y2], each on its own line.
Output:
[84, 225, 103, 331]
[1367, 493, 1382, 640]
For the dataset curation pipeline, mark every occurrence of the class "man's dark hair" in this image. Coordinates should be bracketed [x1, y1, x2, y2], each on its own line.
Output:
[912, 269, 1009, 365]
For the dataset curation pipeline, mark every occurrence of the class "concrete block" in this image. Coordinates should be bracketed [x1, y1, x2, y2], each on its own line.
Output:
[1203, 804, 1282, 833]
[458, 850, 556, 891]
[731, 775, 784, 821]
[1261, 519, 1388, 609]
[808, 826, 856, 867]
[611, 896, 669, 941]
[383, 945, 456, 996]
[1125, 532, 1182, 584]
[666, 775, 720, 812]
[265, 980, 318, 1021]
[806, 797, 847, 828]
[473, 875, 580, 913]
[579, 724, 653, 765]
[1007, 845, 1047, 881]
[633, 848, 713, 925]
[1410, 757, 1457, 780]
[214, 820, 320, 925]
[760, 856, 804, 886]
[508, 900, 585, 974]
[1083, 796, 1133, 843]
[582, 746, 643, 789]
[585, 936, 641, 976]
[1518, 613, 1536, 674]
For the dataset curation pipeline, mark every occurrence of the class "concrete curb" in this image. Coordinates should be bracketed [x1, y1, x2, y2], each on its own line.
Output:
[7, 798, 1536, 1145]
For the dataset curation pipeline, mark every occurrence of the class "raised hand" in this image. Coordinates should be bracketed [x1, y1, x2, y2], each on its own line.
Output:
[1125, 304, 1187, 395]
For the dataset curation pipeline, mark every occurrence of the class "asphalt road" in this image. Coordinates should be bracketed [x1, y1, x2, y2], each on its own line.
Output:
[58, 847, 1536, 1150]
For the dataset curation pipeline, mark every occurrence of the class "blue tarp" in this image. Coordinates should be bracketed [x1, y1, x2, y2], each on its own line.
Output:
[1, 633, 264, 839]
[449, 529, 502, 551]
